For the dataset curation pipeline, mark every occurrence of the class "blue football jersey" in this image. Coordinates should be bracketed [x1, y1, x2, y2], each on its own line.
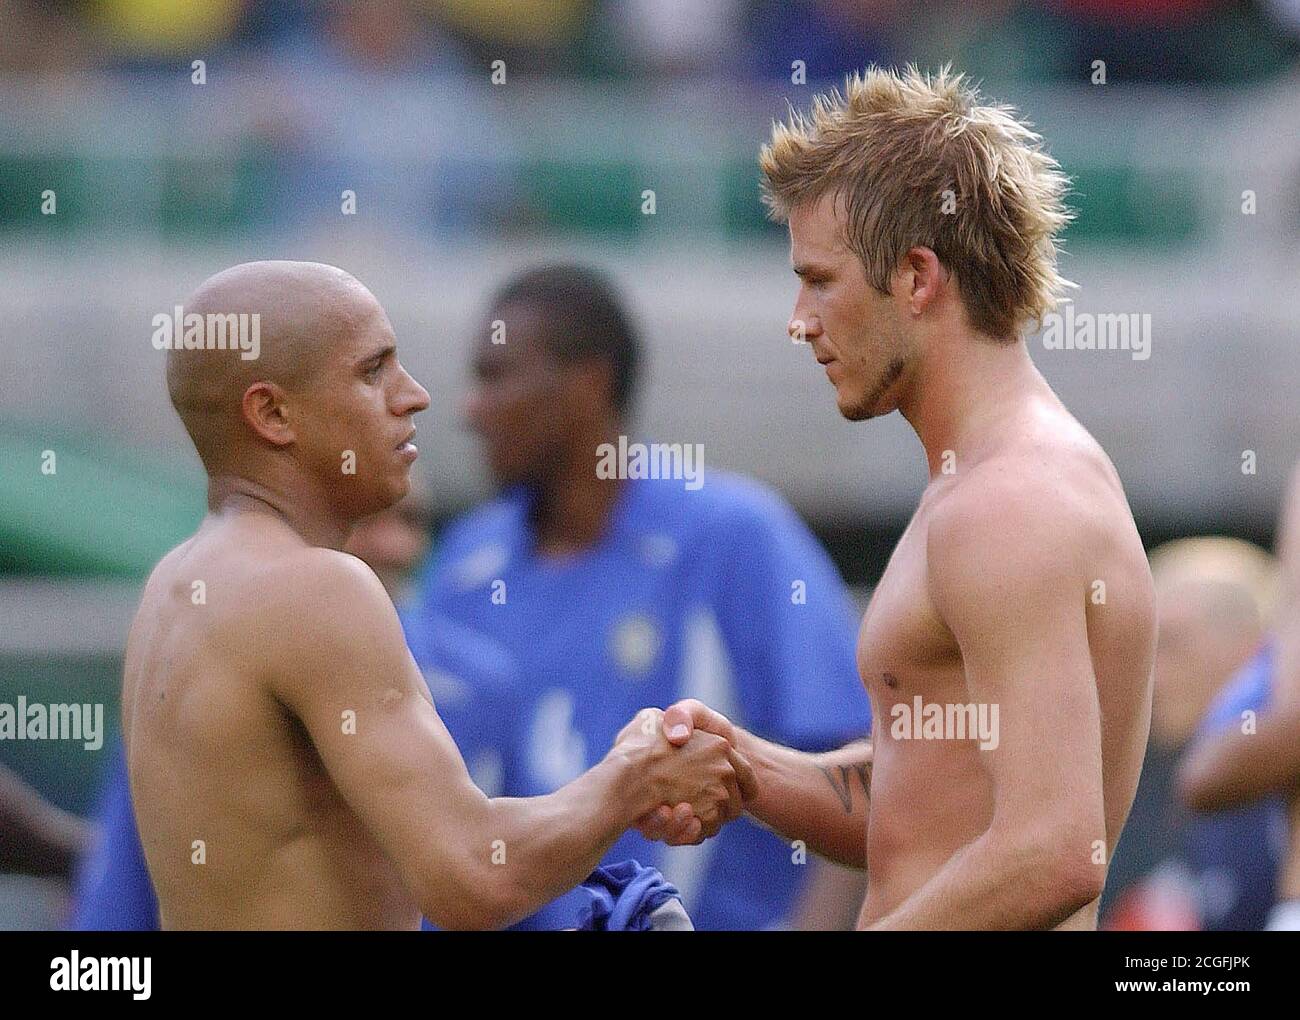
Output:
[1184, 643, 1286, 930]
[69, 742, 159, 931]
[421, 472, 872, 930]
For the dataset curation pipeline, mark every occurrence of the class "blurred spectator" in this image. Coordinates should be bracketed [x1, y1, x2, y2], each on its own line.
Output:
[0, 1, 90, 73]
[1182, 642, 1286, 928]
[1179, 466, 1300, 930]
[0, 762, 90, 878]
[745, 0, 900, 82]
[89, 0, 249, 68]
[1102, 536, 1277, 928]
[609, 0, 747, 78]
[1039, 0, 1299, 84]
[1149, 537, 1276, 750]
[421, 0, 598, 75]
[0, 762, 90, 930]
[420, 263, 872, 930]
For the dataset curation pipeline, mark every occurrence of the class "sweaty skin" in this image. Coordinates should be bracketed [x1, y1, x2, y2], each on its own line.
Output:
[124, 261, 750, 930]
[647, 192, 1156, 930]
[1179, 466, 1300, 904]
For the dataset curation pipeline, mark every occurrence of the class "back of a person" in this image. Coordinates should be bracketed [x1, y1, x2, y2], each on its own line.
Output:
[122, 516, 413, 929]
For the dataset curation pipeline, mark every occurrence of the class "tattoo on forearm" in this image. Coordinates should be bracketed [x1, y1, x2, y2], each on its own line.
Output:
[817, 762, 872, 814]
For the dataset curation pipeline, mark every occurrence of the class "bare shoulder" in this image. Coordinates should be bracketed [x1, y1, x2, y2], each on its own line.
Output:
[256, 546, 398, 646]
[926, 416, 1140, 593]
[239, 547, 408, 690]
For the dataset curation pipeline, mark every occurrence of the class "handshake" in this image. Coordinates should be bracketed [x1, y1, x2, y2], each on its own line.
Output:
[609, 700, 754, 847]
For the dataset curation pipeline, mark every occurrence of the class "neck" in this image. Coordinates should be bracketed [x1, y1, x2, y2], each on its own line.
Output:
[529, 422, 624, 556]
[897, 332, 1046, 479]
[207, 473, 353, 550]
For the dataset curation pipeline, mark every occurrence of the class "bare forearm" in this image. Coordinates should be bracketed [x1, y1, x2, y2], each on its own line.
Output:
[1181, 620, 1300, 809]
[741, 732, 870, 869]
[467, 752, 652, 928]
[863, 828, 1096, 930]
[1178, 712, 1300, 811]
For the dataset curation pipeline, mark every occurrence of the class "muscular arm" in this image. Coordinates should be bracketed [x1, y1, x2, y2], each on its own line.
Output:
[1179, 468, 1300, 810]
[646, 700, 871, 869]
[866, 484, 1110, 930]
[267, 552, 745, 930]
[743, 733, 872, 869]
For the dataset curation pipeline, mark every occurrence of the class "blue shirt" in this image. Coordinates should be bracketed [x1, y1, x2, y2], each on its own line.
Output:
[1184, 643, 1286, 930]
[69, 613, 522, 931]
[420, 472, 872, 930]
[69, 742, 158, 931]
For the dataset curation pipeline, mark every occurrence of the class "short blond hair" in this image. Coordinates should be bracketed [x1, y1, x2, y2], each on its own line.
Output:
[759, 65, 1073, 340]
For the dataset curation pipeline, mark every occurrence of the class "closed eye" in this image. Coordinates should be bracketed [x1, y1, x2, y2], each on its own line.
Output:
[360, 346, 395, 381]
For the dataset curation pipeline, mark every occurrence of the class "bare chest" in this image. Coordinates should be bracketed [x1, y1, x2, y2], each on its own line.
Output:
[856, 513, 963, 718]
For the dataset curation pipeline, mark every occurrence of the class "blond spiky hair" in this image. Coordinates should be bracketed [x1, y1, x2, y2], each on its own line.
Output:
[759, 65, 1074, 340]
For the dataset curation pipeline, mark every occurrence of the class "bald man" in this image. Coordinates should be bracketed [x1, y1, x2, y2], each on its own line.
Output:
[124, 261, 750, 929]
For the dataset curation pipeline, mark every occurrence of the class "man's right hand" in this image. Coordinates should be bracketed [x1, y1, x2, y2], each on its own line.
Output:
[629, 700, 748, 845]
[612, 707, 754, 844]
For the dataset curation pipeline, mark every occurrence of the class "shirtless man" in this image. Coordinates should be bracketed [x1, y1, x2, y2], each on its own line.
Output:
[123, 260, 750, 929]
[644, 67, 1157, 929]
[1179, 465, 1300, 930]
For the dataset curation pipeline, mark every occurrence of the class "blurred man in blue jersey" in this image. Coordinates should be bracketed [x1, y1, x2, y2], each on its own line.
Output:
[420, 264, 872, 930]
[1183, 642, 1285, 929]
[1102, 537, 1280, 930]
[1181, 467, 1300, 930]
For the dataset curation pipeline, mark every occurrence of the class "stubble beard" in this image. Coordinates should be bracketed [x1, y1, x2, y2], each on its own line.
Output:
[840, 356, 906, 422]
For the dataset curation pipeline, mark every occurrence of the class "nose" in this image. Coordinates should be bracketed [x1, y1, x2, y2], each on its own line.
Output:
[395, 364, 431, 415]
[789, 313, 822, 344]
[789, 293, 821, 343]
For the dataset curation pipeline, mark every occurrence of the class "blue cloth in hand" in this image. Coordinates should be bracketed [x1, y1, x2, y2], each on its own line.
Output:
[575, 861, 692, 931]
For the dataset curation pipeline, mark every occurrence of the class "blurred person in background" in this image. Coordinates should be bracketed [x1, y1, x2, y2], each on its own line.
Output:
[744, 0, 899, 82]
[70, 487, 524, 929]
[0, 764, 90, 929]
[0, 0, 90, 73]
[1103, 536, 1279, 929]
[421, 0, 597, 75]
[1180, 465, 1300, 930]
[0, 764, 90, 880]
[420, 264, 872, 931]
[1038, 0, 1298, 84]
